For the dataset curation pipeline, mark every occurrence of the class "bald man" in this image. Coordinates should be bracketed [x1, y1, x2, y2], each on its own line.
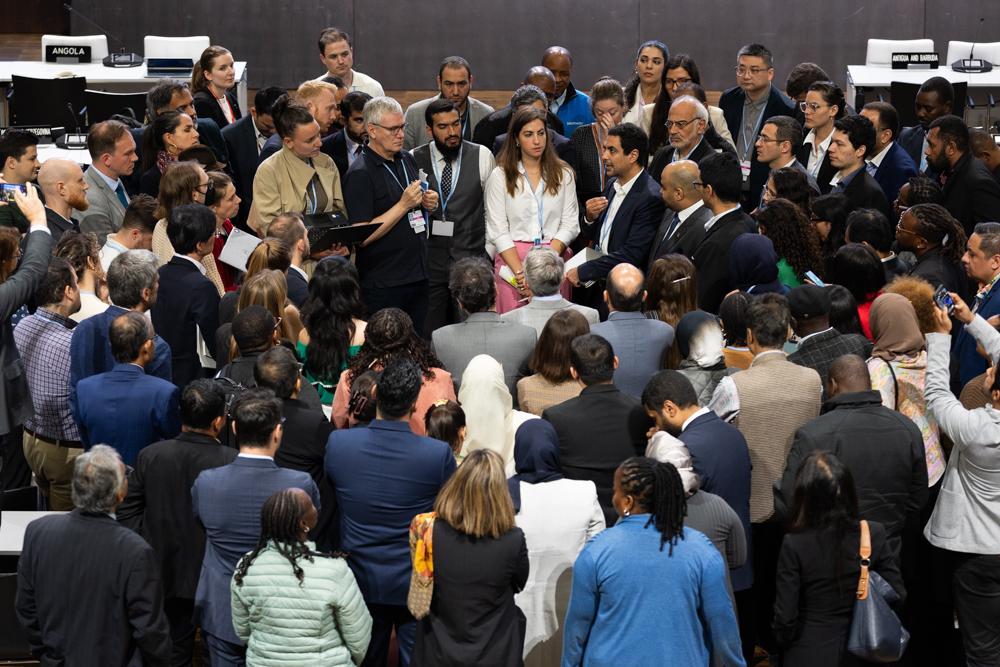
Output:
[472, 67, 565, 149]
[591, 263, 675, 398]
[648, 160, 712, 268]
[970, 128, 1000, 183]
[542, 46, 594, 136]
[37, 159, 89, 243]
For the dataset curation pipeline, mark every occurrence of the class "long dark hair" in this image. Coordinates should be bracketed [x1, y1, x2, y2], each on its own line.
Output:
[648, 54, 702, 155]
[497, 107, 567, 197]
[618, 457, 687, 554]
[811, 192, 851, 258]
[141, 110, 187, 172]
[345, 308, 443, 384]
[788, 451, 859, 553]
[233, 489, 338, 587]
[623, 40, 669, 112]
[300, 259, 365, 384]
[828, 243, 886, 305]
[907, 203, 967, 265]
[827, 284, 866, 336]
[769, 167, 814, 217]
[756, 198, 824, 281]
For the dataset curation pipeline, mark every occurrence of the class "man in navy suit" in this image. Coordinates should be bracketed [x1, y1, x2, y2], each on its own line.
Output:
[897, 76, 954, 174]
[192, 389, 320, 666]
[861, 102, 918, 204]
[221, 86, 283, 232]
[647, 96, 717, 184]
[150, 204, 221, 390]
[955, 223, 1000, 386]
[641, 369, 753, 661]
[326, 359, 455, 667]
[567, 123, 663, 291]
[718, 43, 796, 211]
[71, 312, 181, 466]
[325, 91, 372, 178]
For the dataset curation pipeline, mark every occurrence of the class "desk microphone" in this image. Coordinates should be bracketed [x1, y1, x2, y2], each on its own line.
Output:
[953, 17, 994, 73]
[57, 102, 89, 150]
[62, 3, 143, 68]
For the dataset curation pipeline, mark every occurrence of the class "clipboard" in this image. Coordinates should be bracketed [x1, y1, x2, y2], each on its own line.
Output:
[304, 213, 382, 251]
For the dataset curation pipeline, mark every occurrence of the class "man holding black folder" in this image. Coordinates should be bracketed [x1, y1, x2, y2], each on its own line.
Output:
[344, 96, 439, 334]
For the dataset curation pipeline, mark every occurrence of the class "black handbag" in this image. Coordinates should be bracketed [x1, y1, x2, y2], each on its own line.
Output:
[847, 520, 910, 662]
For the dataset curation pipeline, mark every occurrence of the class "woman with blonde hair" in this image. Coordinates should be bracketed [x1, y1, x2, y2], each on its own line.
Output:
[218, 237, 293, 325]
[216, 269, 303, 365]
[412, 449, 529, 666]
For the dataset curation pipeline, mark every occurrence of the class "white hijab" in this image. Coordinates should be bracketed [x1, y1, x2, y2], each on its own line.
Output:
[644, 430, 700, 496]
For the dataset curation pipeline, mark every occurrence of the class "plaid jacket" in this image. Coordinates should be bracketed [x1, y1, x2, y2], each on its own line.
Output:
[13, 308, 79, 441]
[788, 328, 872, 387]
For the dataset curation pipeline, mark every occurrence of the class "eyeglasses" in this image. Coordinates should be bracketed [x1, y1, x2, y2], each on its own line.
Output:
[665, 77, 692, 87]
[799, 101, 830, 113]
[735, 66, 769, 76]
[373, 123, 407, 135]
[756, 134, 782, 144]
[895, 220, 921, 237]
[664, 119, 700, 130]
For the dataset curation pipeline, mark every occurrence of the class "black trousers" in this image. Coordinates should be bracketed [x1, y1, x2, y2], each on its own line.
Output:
[362, 281, 429, 339]
[164, 597, 197, 667]
[0, 425, 30, 492]
[953, 553, 1000, 666]
[751, 521, 785, 654]
[362, 603, 415, 667]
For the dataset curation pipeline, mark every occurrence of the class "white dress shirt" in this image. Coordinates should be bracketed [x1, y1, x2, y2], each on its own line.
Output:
[71, 291, 110, 323]
[428, 141, 496, 193]
[867, 141, 894, 169]
[804, 128, 834, 176]
[703, 205, 742, 232]
[174, 253, 207, 275]
[253, 119, 268, 154]
[596, 169, 642, 251]
[485, 162, 580, 255]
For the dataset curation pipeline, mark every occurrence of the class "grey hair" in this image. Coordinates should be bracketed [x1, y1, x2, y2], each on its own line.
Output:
[363, 96, 403, 128]
[71, 445, 125, 513]
[108, 250, 158, 309]
[510, 85, 548, 109]
[524, 248, 564, 296]
[671, 95, 709, 123]
[973, 222, 1000, 257]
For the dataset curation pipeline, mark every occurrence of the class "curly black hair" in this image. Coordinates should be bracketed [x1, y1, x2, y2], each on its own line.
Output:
[755, 198, 824, 281]
[345, 308, 443, 384]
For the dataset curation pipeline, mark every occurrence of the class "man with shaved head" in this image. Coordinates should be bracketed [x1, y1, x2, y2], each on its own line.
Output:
[774, 353, 927, 544]
[472, 66, 565, 149]
[591, 263, 675, 398]
[969, 127, 1000, 183]
[542, 45, 594, 136]
[649, 160, 711, 267]
[37, 159, 89, 243]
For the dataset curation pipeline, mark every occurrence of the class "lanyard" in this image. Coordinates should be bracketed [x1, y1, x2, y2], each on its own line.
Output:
[431, 144, 462, 219]
[382, 159, 411, 195]
[741, 101, 767, 161]
[522, 173, 545, 242]
[591, 124, 606, 190]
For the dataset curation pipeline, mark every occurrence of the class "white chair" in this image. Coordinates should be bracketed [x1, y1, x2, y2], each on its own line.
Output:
[143, 36, 210, 63]
[946, 41, 1000, 65]
[40, 34, 109, 62]
[865, 39, 935, 67]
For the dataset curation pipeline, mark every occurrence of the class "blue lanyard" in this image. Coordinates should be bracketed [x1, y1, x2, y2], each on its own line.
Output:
[522, 173, 545, 242]
[382, 160, 411, 195]
[741, 101, 768, 161]
[431, 144, 462, 219]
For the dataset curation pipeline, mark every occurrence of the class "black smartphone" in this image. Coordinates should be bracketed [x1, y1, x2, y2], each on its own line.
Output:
[933, 285, 955, 314]
[0, 183, 26, 203]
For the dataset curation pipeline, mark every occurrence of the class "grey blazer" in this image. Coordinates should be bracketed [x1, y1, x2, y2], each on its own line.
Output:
[431, 312, 536, 397]
[591, 311, 675, 399]
[403, 96, 495, 151]
[924, 317, 1000, 555]
[500, 297, 600, 337]
[76, 166, 127, 245]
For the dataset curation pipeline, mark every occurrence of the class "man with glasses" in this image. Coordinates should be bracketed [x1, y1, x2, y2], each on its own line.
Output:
[648, 96, 713, 183]
[754, 115, 819, 205]
[403, 56, 495, 151]
[343, 96, 439, 334]
[860, 102, 918, 203]
[718, 43, 796, 212]
[826, 114, 893, 221]
[896, 203, 968, 298]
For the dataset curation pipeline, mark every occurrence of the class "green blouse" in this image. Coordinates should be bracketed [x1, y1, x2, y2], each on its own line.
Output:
[777, 257, 802, 289]
[295, 340, 362, 406]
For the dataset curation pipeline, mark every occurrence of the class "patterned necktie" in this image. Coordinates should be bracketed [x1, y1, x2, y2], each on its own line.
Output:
[441, 159, 453, 201]
[866, 161, 878, 177]
[114, 182, 128, 209]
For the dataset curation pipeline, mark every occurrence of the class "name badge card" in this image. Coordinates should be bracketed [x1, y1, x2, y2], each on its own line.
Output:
[408, 209, 425, 234]
[740, 160, 752, 181]
[432, 220, 455, 237]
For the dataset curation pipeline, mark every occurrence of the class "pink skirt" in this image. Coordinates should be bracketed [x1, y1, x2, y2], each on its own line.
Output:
[494, 241, 574, 314]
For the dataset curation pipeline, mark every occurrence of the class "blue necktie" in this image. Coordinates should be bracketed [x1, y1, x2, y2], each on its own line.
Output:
[114, 182, 128, 209]
[866, 161, 878, 177]
[662, 212, 681, 245]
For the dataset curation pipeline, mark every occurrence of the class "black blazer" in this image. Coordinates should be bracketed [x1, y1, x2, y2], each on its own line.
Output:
[492, 129, 576, 166]
[117, 431, 237, 599]
[413, 521, 528, 667]
[647, 138, 716, 184]
[221, 114, 260, 231]
[193, 89, 242, 130]
[691, 207, 756, 313]
[896, 125, 925, 167]
[840, 169, 893, 221]
[44, 206, 78, 245]
[286, 265, 309, 307]
[796, 141, 837, 195]
[322, 129, 351, 178]
[542, 383, 651, 526]
[16, 510, 173, 666]
[139, 165, 162, 198]
[648, 203, 713, 271]
[718, 85, 796, 210]
[940, 151, 1000, 236]
[473, 104, 565, 150]
[872, 141, 918, 204]
[150, 257, 220, 390]
[128, 119, 230, 196]
[579, 169, 664, 283]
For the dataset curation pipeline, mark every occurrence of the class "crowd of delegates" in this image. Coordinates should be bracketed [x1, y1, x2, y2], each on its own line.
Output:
[1, 26, 1000, 667]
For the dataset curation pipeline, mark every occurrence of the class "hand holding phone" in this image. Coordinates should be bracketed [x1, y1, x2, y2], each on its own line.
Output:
[933, 285, 955, 314]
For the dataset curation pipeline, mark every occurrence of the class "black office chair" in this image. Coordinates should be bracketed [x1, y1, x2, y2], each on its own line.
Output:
[0, 574, 32, 662]
[9, 74, 88, 130]
[890, 81, 968, 127]
[84, 89, 147, 126]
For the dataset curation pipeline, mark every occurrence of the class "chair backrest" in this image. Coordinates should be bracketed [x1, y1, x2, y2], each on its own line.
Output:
[41, 34, 109, 62]
[10, 75, 88, 128]
[0, 486, 38, 512]
[85, 89, 148, 126]
[143, 35, 210, 63]
[946, 41, 1000, 65]
[890, 80, 968, 127]
[865, 39, 936, 67]
[0, 574, 32, 660]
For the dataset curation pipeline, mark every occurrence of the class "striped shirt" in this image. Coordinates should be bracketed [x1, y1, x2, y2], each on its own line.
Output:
[13, 308, 80, 440]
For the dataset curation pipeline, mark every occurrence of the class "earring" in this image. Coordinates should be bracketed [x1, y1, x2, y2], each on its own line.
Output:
[624, 508, 631, 517]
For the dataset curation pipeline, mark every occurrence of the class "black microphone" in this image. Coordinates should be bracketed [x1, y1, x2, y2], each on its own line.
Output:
[59, 101, 88, 150]
[970, 17, 985, 60]
[62, 3, 143, 68]
[953, 16, 994, 73]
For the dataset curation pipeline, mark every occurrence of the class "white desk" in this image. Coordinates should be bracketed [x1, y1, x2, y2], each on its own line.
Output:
[0, 511, 66, 556]
[847, 64, 1000, 106]
[0, 60, 248, 124]
[37, 144, 92, 166]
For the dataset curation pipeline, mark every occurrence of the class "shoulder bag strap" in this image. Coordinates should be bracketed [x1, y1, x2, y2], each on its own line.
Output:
[856, 519, 872, 600]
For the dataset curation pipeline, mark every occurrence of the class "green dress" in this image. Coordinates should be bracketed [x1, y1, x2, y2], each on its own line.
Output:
[777, 257, 802, 289]
[295, 340, 362, 406]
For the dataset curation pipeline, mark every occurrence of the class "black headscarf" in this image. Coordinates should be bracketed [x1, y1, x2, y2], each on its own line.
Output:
[507, 420, 564, 513]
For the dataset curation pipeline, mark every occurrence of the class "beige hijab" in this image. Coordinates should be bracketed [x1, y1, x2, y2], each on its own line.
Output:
[870, 293, 924, 361]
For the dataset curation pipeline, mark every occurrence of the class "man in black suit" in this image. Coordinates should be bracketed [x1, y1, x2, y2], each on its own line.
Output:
[325, 91, 371, 179]
[16, 445, 172, 665]
[647, 96, 716, 183]
[969, 128, 1000, 183]
[926, 115, 1000, 236]
[265, 212, 311, 307]
[648, 160, 712, 269]
[150, 204, 221, 390]
[254, 347, 336, 550]
[221, 86, 283, 232]
[786, 284, 871, 388]
[897, 76, 954, 174]
[474, 72, 565, 149]
[568, 123, 663, 291]
[827, 114, 893, 221]
[117, 379, 236, 667]
[542, 334, 650, 525]
[36, 159, 86, 243]
[488, 84, 574, 164]
[691, 152, 756, 312]
[755, 115, 820, 199]
[718, 43, 796, 211]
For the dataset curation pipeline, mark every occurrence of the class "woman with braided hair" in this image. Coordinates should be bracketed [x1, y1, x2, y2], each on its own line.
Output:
[330, 307, 455, 434]
[231, 488, 372, 666]
[896, 203, 969, 298]
[562, 457, 744, 666]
